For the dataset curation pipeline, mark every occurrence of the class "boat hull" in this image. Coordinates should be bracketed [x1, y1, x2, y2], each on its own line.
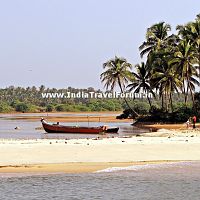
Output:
[106, 127, 119, 133]
[41, 119, 106, 134]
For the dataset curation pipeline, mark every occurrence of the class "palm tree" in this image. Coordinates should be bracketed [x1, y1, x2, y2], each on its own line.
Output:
[169, 39, 199, 106]
[177, 14, 200, 82]
[127, 62, 155, 106]
[139, 22, 171, 58]
[100, 56, 138, 116]
[100, 56, 133, 91]
[39, 85, 45, 93]
[151, 61, 182, 112]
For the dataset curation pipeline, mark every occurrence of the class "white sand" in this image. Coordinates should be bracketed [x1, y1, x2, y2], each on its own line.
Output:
[0, 132, 200, 166]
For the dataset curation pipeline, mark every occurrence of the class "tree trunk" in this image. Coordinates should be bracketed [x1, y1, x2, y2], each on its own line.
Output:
[165, 90, 168, 112]
[147, 95, 152, 107]
[188, 80, 195, 110]
[170, 92, 173, 112]
[161, 93, 164, 110]
[117, 78, 138, 117]
[182, 79, 187, 105]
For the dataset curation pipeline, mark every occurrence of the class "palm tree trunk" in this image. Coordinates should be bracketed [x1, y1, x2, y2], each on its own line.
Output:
[184, 80, 189, 105]
[117, 78, 138, 117]
[170, 92, 173, 112]
[198, 49, 200, 91]
[182, 79, 187, 104]
[164, 90, 168, 112]
[188, 80, 195, 110]
[165, 91, 168, 112]
[147, 95, 152, 107]
[161, 93, 164, 110]
[186, 74, 194, 104]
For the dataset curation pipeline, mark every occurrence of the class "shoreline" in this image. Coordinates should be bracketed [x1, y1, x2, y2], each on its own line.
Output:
[0, 161, 188, 173]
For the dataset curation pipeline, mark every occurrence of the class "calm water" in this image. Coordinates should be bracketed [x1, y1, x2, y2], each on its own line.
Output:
[1, 162, 200, 200]
[0, 113, 147, 139]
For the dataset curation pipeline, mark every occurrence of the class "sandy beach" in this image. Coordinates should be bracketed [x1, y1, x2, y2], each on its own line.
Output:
[1, 128, 200, 173]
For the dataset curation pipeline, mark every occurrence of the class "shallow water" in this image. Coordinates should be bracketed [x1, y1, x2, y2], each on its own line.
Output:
[0, 114, 147, 139]
[1, 162, 200, 200]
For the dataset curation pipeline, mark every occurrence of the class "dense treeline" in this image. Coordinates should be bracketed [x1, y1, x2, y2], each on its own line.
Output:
[0, 86, 125, 112]
[0, 85, 190, 117]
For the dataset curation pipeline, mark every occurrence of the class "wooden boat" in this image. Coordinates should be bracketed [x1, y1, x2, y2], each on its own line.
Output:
[106, 127, 119, 133]
[41, 118, 107, 134]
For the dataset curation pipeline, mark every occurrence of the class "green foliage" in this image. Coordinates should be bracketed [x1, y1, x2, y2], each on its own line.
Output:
[15, 103, 29, 112]
[116, 109, 133, 119]
[0, 102, 13, 113]
[172, 106, 195, 122]
[87, 99, 122, 111]
[138, 104, 196, 123]
[138, 15, 200, 113]
[76, 104, 91, 112]
[46, 104, 55, 112]
[173, 102, 192, 111]
[55, 104, 68, 112]
[0, 86, 125, 113]
[149, 104, 163, 115]
[132, 101, 150, 115]
[15, 102, 39, 112]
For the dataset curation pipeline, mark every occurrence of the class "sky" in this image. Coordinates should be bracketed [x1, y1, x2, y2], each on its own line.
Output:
[1, 0, 200, 90]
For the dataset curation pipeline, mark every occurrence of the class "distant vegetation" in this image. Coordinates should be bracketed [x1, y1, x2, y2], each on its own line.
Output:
[0, 85, 195, 123]
[0, 86, 125, 113]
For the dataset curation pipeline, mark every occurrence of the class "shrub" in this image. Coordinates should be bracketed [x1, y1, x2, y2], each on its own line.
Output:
[55, 104, 66, 112]
[149, 104, 162, 115]
[0, 102, 13, 113]
[46, 104, 55, 112]
[15, 103, 29, 112]
[15, 102, 39, 112]
[116, 109, 136, 119]
[172, 106, 195, 122]
[133, 102, 150, 115]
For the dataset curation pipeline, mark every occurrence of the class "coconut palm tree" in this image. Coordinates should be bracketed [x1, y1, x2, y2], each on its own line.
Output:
[151, 62, 182, 112]
[100, 56, 138, 116]
[177, 15, 200, 81]
[127, 62, 155, 107]
[100, 56, 133, 91]
[139, 22, 171, 58]
[169, 39, 199, 106]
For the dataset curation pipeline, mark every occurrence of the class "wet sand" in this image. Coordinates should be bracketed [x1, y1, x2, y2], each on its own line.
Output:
[0, 161, 177, 173]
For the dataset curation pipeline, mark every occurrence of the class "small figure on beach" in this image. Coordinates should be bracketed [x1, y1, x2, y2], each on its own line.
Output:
[192, 116, 197, 129]
[186, 119, 190, 129]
